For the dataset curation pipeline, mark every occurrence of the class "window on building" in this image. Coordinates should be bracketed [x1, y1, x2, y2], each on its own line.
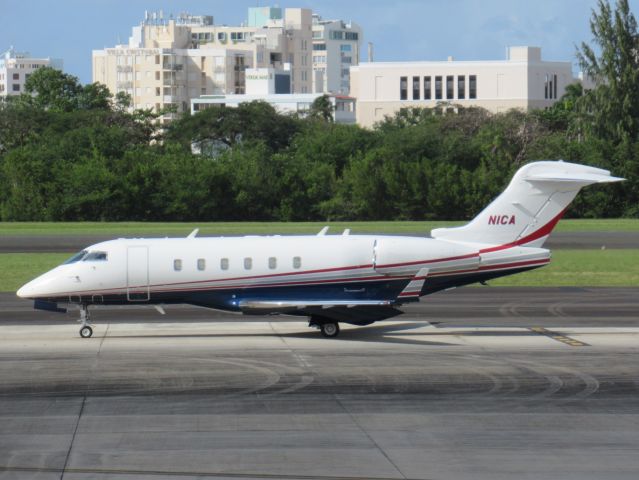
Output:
[12, 73, 19, 80]
[218, 32, 227, 41]
[293, 256, 302, 269]
[340, 44, 352, 52]
[197, 259, 206, 271]
[553, 74, 558, 99]
[412, 76, 420, 100]
[173, 259, 182, 271]
[446, 75, 454, 99]
[457, 75, 465, 99]
[244, 257, 252, 270]
[469, 75, 477, 99]
[220, 258, 229, 270]
[400, 76, 408, 100]
[435, 76, 442, 99]
[268, 257, 277, 269]
[544, 74, 549, 99]
[424, 76, 432, 100]
[155, 55, 160, 64]
[12, 84, 20, 92]
[313, 44, 327, 51]
[155, 87, 161, 96]
[345, 32, 358, 40]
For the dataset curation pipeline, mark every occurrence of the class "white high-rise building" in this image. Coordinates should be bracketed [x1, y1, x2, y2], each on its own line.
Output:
[0, 47, 63, 97]
[92, 7, 357, 122]
[311, 15, 362, 95]
[350, 47, 575, 127]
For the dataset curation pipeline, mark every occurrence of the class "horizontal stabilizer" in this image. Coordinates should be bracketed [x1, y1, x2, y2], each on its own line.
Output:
[525, 171, 624, 184]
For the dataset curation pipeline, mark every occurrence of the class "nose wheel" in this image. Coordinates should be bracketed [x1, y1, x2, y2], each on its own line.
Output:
[78, 305, 93, 338]
[80, 325, 93, 338]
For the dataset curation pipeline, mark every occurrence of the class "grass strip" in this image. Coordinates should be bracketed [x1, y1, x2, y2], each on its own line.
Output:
[2, 249, 637, 293]
[489, 249, 639, 287]
[0, 218, 637, 236]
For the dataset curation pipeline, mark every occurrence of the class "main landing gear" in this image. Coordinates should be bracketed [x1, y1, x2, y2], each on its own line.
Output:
[78, 305, 93, 338]
[320, 322, 340, 338]
[309, 317, 340, 338]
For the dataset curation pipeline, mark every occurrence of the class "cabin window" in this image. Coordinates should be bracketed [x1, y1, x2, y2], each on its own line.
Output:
[244, 257, 252, 270]
[197, 258, 206, 271]
[268, 257, 277, 269]
[293, 256, 302, 269]
[174, 259, 182, 271]
[220, 258, 229, 270]
[84, 251, 108, 261]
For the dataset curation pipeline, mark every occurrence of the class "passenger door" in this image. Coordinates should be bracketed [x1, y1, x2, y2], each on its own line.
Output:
[127, 246, 150, 301]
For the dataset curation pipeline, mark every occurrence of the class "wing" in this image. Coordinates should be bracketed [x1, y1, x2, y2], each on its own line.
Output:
[238, 299, 404, 325]
[237, 268, 430, 325]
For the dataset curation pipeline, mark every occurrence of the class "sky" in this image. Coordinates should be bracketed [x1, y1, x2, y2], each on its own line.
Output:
[1, 0, 639, 84]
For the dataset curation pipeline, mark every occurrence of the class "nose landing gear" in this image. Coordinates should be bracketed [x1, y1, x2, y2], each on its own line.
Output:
[78, 305, 93, 338]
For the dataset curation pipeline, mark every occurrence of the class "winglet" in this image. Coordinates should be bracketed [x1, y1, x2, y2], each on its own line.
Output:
[317, 226, 329, 236]
[187, 228, 199, 239]
[342, 229, 351, 236]
[397, 268, 429, 302]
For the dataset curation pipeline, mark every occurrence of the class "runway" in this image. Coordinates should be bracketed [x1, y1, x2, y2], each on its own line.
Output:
[1, 288, 638, 479]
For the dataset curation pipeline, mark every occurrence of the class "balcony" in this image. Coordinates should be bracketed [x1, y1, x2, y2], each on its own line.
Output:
[162, 64, 183, 71]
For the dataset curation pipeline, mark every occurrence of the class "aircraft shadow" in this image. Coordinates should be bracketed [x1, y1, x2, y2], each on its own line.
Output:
[103, 322, 547, 347]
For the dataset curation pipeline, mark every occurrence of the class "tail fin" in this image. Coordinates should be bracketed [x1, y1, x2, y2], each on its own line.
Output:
[431, 161, 623, 248]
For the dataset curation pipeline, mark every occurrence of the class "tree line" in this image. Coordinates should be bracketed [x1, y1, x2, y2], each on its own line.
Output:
[0, 0, 637, 221]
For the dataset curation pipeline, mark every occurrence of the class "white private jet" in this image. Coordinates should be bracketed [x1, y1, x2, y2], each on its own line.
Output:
[17, 161, 622, 338]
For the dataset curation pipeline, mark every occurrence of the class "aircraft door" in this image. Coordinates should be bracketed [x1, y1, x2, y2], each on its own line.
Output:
[127, 246, 150, 301]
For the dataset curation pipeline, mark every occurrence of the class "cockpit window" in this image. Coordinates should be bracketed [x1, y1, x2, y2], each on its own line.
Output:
[63, 250, 88, 264]
[84, 251, 108, 261]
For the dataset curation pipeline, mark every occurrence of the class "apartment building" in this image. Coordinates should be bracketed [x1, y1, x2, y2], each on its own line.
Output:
[93, 7, 353, 121]
[0, 47, 63, 97]
[311, 15, 362, 94]
[350, 46, 574, 127]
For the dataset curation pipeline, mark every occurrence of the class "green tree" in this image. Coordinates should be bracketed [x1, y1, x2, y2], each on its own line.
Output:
[308, 95, 334, 123]
[166, 101, 300, 154]
[576, 0, 639, 142]
[24, 67, 83, 112]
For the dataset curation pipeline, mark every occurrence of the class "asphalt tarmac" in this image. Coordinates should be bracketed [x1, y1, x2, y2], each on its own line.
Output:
[1, 231, 637, 252]
[1, 287, 638, 480]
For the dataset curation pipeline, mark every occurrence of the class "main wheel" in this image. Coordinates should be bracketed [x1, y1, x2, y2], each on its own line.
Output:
[79, 326, 93, 338]
[320, 322, 340, 338]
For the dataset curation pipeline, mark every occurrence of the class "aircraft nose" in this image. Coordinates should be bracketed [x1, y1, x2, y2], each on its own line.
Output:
[16, 273, 57, 299]
[17, 282, 34, 299]
[16, 283, 30, 298]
